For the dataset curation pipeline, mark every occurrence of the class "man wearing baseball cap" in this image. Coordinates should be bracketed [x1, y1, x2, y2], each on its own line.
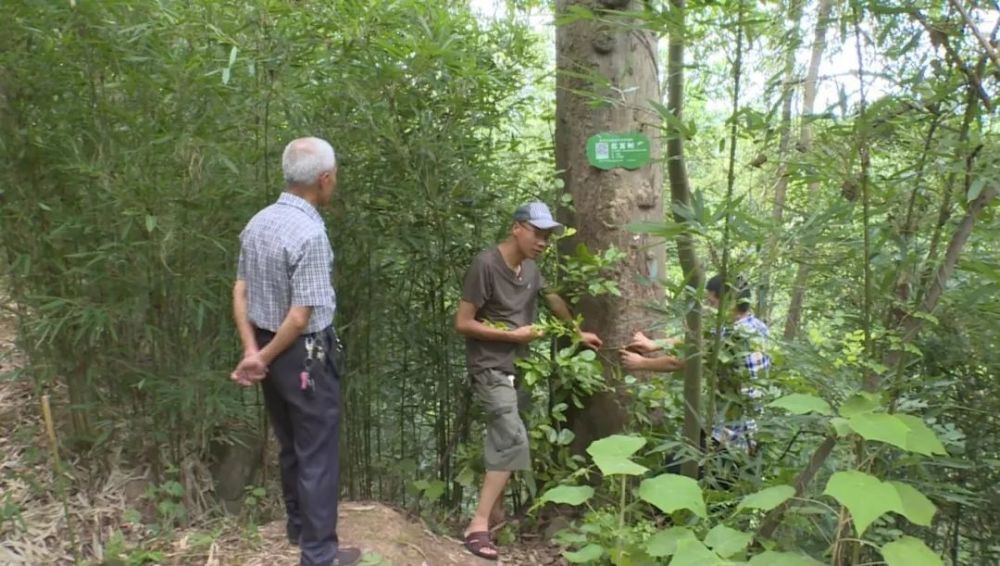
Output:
[455, 201, 603, 560]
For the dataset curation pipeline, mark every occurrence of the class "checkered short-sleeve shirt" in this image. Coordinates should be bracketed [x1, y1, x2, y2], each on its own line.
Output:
[238, 192, 335, 334]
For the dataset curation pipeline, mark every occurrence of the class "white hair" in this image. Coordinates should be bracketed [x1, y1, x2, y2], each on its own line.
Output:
[281, 137, 336, 186]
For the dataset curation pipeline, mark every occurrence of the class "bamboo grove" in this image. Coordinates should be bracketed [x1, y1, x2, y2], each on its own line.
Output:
[0, 0, 997, 564]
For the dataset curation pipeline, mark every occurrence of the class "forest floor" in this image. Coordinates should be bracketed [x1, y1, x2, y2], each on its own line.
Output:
[0, 306, 564, 565]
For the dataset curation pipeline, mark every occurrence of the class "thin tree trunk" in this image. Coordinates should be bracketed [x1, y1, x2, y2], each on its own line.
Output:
[555, 0, 665, 454]
[759, 179, 996, 540]
[708, 1, 746, 447]
[665, 0, 705, 479]
[783, 0, 834, 340]
[853, 2, 875, 392]
[760, 0, 804, 321]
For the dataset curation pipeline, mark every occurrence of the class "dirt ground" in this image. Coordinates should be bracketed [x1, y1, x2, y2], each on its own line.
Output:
[170, 502, 562, 566]
[0, 303, 564, 566]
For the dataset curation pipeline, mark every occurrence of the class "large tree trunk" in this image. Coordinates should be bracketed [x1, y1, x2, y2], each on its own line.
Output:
[555, 0, 665, 453]
[782, 0, 834, 340]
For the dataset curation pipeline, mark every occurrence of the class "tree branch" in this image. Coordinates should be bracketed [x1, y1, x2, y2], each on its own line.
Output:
[946, 0, 1000, 71]
[910, 10, 993, 110]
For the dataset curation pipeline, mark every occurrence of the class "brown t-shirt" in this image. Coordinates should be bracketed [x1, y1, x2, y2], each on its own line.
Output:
[462, 247, 545, 374]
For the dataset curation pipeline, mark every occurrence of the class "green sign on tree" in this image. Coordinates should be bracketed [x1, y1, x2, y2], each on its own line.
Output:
[586, 132, 651, 170]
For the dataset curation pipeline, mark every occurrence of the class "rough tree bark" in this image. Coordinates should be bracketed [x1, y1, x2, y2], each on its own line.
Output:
[555, 0, 666, 453]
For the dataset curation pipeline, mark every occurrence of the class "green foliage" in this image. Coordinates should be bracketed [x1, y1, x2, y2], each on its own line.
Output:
[823, 471, 937, 536]
[767, 394, 833, 416]
[881, 536, 944, 566]
[0, 0, 996, 562]
[736, 485, 795, 513]
[646, 527, 697, 558]
[637, 474, 706, 518]
[538, 485, 594, 506]
[586, 435, 648, 476]
[703, 524, 752, 558]
[102, 530, 165, 566]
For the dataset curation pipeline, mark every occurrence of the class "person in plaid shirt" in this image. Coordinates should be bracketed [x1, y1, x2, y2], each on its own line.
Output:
[230, 137, 361, 566]
[620, 274, 771, 452]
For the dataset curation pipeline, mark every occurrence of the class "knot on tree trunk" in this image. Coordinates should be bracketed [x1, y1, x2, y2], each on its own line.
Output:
[592, 24, 615, 54]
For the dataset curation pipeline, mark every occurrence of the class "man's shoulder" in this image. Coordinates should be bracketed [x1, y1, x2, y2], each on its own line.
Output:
[470, 247, 499, 268]
[243, 204, 325, 241]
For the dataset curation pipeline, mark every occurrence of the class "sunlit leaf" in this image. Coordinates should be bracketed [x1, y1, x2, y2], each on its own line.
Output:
[586, 435, 648, 476]
[538, 485, 594, 506]
[881, 536, 943, 566]
[888, 482, 936, 526]
[704, 524, 752, 558]
[768, 394, 833, 416]
[737, 485, 795, 512]
[638, 474, 706, 518]
[848, 412, 911, 450]
[646, 527, 697, 557]
[748, 551, 824, 566]
[670, 538, 723, 566]
[563, 544, 604, 563]
[839, 392, 881, 417]
[895, 414, 948, 456]
[824, 470, 901, 535]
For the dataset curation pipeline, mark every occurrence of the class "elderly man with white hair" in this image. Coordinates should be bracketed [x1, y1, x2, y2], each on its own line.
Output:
[231, 137, 361, 565]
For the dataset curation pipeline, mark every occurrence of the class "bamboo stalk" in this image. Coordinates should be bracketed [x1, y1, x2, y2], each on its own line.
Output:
[41, 394, 78, 558]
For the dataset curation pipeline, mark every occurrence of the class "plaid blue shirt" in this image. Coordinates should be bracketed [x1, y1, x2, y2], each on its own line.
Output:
[713, 313, 771, 450]
[238, 192, 335, 334]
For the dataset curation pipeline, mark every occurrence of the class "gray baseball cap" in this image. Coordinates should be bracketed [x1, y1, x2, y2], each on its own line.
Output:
[513, 202, 564, 235]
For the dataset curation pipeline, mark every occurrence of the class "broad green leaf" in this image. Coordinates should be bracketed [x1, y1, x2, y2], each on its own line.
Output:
[646, 527, 697, 557]
[896, 414, 948, 455]
[670, 539, 723, 566]
[538, 485, 594, 506]
[748, 551, 824, 566]
[848, 412, 911, 450]
[881, 536, 943, 566]
[888, 482, 936, 526]
[737, 485, 795, 512]
[564, 544, 605, 563]
[830, 417, 852, 437]
[587, 435, 648, 476]
[145, 215, 157, 233]
[768, 394, 833, 416]
[638, 474, 707, 518]
[839, 392, 880, 417]
[823, 470, 901, 535]
[704, 524, 752, 558]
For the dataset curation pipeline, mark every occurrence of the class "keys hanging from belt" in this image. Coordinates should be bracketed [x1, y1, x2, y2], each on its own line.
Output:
[300, 336, 326, 392]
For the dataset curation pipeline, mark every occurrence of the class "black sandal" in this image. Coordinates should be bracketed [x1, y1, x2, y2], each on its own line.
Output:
[463, 531, 499, 561]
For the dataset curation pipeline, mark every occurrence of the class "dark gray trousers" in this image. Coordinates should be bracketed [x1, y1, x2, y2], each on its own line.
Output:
[256, 327, 341, 566]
